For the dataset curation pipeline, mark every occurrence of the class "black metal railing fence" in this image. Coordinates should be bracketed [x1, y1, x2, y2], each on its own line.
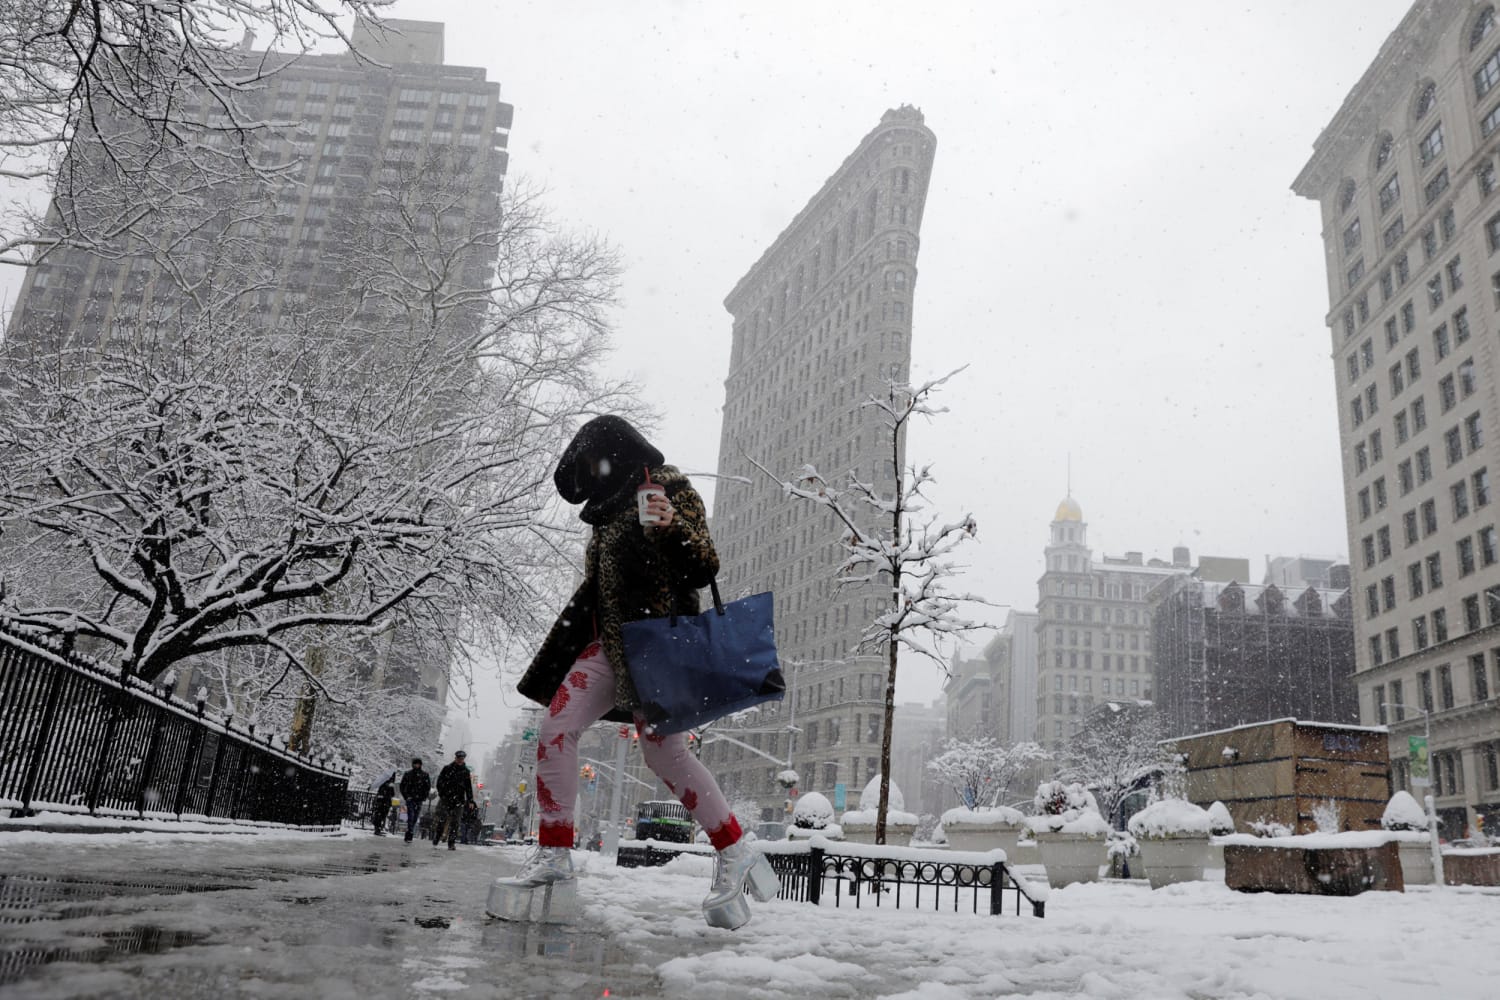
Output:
[0, 621, 349, 829]
[618, 839, 1045, 917]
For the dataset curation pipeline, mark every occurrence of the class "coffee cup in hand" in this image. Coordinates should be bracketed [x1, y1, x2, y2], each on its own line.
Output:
[637, 483, 666, 525]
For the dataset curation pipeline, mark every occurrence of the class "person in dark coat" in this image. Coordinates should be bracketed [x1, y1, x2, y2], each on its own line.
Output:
[372, 772, 397, 836]
[398, 758, 431, 843]
[502, 415, 776, 930]
[431, 750, 474, 851]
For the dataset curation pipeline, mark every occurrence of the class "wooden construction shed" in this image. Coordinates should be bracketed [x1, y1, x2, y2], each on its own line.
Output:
[1170, 718, 1391, 834]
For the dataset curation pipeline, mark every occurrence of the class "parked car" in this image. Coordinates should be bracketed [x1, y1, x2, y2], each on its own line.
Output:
[634, 800, 692, 843]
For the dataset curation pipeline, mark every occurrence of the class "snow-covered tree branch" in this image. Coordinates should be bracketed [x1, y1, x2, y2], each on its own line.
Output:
[0, 170, 633, 762]
[1057, 701, 1167, 828]
[752, 367, 991, 843]
[927, 737, 1051, 809]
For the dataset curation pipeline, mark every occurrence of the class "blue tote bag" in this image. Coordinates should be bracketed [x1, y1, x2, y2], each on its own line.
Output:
[621, 581, 784, 735]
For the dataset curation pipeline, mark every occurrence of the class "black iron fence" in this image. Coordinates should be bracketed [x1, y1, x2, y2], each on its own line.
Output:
[618, 839, 1045, 917]
[0, 621, 349, 829]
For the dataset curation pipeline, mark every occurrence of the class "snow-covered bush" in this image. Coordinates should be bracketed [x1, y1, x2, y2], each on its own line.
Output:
[1249, 817, 1293, 839]
[1381, 791, 1428, 832]
[913, 813, 945, 845]
[1127, 799, 1211, 840]
[792, 792, 835, 830]
[1206, 801, 1235, 836]
[859, 775, 904, 812]
[1028, 780, 1108, 836]
[1310, 799, 1342, 834]
[1106, 829, 1139, 860]
[776, 769, 800, 790]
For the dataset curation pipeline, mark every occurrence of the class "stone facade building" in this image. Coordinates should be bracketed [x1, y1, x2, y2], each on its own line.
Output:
[1293, 0, 1500, 835]
[698, 107, 937, 820]
[1033, 496, 1181, 751]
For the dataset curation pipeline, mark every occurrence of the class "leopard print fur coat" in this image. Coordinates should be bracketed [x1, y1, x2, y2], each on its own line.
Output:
[518, 466, 718, 722]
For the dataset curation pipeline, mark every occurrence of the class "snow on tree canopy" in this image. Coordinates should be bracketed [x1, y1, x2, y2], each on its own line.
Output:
[792, 792, 835, 829]
[1128, 799, 1212, 839]
[1381, 790, 1429, 831]
[859, 774, 905, 812]
[1207, 801, 1235, 836]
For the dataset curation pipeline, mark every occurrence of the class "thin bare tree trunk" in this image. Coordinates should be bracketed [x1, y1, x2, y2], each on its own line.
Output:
[876, 384, 904, 845]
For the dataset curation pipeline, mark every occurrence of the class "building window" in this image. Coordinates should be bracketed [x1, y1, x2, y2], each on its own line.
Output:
[1474, 7, 1497, 51]
[1417, 447, 1432, 484]
[1459, 359, 1477, 398]
[1344, 218, 1363, 255]
[1482, 161, 1500, 197]
[1459, 536, 1477, 577]
[1358, 487, 1371, 519]
[1448, 256, 1464, 291]
[1371, 429, 1384, 461]
[1404, 509, 1419, 545]
[1419, 123, 1445, 166]
[1396, 411, 1410, 444]
[1447, 427, 1464, 465]
[1370, 634, 1384, 665]
[1485, 103, 1500, 138]
[1454, 306, 1471, 342]
[1428, 273, 1445, 309]
[1466, 412, 1484, 451]
[1374, 477, 1387, 510]
[1474, 654, 1491, 702]
[1475, 468, 1492, 506]
[1391, 679, 1405, 720]
[1478, 46, 1500, 99]
[1490, 584, 1500, 625]
[1434, 607, 1449, 642]
[1340, 179, 1357, 213]
[1453, 479, 1472, 520]
[1466, 594, 1483, 631]
[1439, 663, 1455, 708]
[1401, 299, 1416, 330]
[1419, 669, 1434, 711]
[1413, 396, 1428, 431]
[1383, 575, 1397, 612]
[1364, 536, 1378, 569]
[1414, 616, 1430, 651]
[1375, 684, 1388, 724]
[1398, 459, 1413, 494]
[1440, 374, 1458, 412]
[1406, 347, 1422, 380]
[1379, 174, 1401, 213]
[1390, 363, 1405, 397]
[1424, 168, 1450, 206]
[1409, 562, 1425, 599]
[1387, 627, 1402, 660]
[1428, 551, 1444, 589]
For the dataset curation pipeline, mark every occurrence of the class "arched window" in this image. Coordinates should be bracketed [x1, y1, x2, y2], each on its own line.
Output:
[1414, 81, 1438, 121]
[1471, 6, 1496, 51]
[892, 269, 907, 291]
[1374, 133, 1395, 171]
[1339, 179, 1357, 214]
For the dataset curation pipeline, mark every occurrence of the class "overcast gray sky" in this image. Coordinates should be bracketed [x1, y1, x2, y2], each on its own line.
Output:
[0, 1, 1418, 746]
[422, 0, 1414, 737]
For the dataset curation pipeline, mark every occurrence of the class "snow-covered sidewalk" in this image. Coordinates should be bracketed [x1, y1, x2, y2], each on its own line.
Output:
[1, 831, 1496, 998]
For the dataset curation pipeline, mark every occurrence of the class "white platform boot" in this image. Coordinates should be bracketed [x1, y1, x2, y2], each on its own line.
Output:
[486, 847, 578, 923]
[702, 839, 778, 930]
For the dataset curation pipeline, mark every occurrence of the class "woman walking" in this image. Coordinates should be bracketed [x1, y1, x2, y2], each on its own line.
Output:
[497, 415, 775, 929]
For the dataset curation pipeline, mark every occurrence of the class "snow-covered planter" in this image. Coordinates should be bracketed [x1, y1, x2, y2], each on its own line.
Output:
[1028, 781, 1108, 887]
[788, 822, 844, 841]
[1207, 801, 1235, 836]
[941, 805, 1026, 855]
[1128, 799, 1212, 888]
[1382, 791, 1436, 886]
[841, 776, 916, 845]
[792, 792, 835, 831]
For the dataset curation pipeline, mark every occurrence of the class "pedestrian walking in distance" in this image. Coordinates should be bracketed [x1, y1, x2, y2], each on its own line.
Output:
[398, 758, 431, 843]
[432, 750, 474, 851]
[502, 415, 776, 929]
[372, 772, 398, 836]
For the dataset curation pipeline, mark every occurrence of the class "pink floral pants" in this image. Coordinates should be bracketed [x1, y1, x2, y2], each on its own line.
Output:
[534, 644, 742, 850]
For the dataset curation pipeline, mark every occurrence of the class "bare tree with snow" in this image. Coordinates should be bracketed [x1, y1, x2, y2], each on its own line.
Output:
[1057, 701, 1168, 828]
[927, 737, 1050, 810]
[0, 167, 632, 762]
[753, 369, 989, 844]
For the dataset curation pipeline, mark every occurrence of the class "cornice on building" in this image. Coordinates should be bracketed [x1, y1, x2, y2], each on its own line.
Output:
[1292, 0, 1455, 200]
